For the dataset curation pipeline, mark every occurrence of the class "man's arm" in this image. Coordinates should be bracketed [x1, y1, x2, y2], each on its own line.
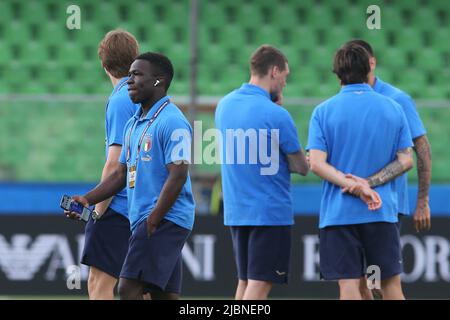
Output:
[310, 150, 360, 188]
[366, 148, 414, 187]
[84, 163, 127, 205]
[309, 149, 381, 210]
[287, 150, 309, 176]
[342, 147, 414, 208]
[146, 163, 189, 237]
[94, 145, 123, 215]
[66, 163, 127, 219]
[413, 135, 432, 231]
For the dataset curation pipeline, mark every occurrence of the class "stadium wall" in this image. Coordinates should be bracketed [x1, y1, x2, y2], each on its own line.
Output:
[1, 183, 450, 215]
[0, 184, 449, 298]
[0, 215, 449, 298]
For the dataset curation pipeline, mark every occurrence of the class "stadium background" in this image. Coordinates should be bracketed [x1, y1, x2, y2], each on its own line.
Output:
[0, 0, 449, 299]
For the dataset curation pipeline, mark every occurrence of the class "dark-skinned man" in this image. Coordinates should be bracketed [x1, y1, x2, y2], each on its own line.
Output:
[66, 52, 195, 300]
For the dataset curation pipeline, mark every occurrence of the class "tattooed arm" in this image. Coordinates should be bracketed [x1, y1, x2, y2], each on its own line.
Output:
[343, 148, 413, 193]
[412, 135, 432, 232]
[367, 147, 414, 187]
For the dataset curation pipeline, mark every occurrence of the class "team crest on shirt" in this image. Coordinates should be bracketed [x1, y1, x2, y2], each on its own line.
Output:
[141, 135, 153, 161]
[144, 135, 152, 152]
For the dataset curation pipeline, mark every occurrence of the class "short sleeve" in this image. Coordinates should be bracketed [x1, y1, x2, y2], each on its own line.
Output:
[276, 109, 301, 154]
[393, 93, 426, 139]
[118, 120, 132, 165]
[396, 105, 414, 151]
[306, 107, 327, 152]
[106, 96, 136, 146]
[160, 116, 192, 165]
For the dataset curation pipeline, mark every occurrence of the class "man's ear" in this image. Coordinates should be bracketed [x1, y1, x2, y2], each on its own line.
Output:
[271, 66, 279, 79]
[156, 78, 165, 87]
[103, 66, 111, 76]
[369, 57, 376, 72]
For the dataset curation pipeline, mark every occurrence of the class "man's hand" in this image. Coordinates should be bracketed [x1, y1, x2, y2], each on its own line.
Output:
[146, 214, 160, 238]
[358, 185, 382, 211]
[342, 177, 382, 211]
[64, 195, 90, 220]
[341, 173, 370, 193]
[413, 201, 431, 232]
[274, 93, 283, 106]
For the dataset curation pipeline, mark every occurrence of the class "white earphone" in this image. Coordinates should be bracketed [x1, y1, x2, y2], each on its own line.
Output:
[154, 79, 160, 87]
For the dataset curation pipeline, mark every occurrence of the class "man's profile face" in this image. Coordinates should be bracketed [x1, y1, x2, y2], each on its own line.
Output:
[127, 59, 157, 104]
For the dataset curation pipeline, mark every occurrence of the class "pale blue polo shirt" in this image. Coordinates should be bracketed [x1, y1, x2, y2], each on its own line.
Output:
[373, 77, 426, 215]
[119, 96, 195, 231]
[215, 83, 302, 226]
[105, 77, 139, 217]
[307, 84, 413, 228]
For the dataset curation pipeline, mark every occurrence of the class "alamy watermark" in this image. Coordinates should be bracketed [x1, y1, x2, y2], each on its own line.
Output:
[66, 5, 81, 30]
[367, 5, 381, 30]
[169, 121, 280, 176]
[366, 264, 381, 290]
[66, 265, 81, 290]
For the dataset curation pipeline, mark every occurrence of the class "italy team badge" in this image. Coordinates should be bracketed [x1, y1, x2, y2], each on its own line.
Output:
[141, 135, 153, 161]
[143, 135, 152, 152]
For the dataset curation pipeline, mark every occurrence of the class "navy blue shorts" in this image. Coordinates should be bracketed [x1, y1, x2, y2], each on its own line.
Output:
[230, 226, 291, 284]
[81, 207, 131, 278]
[319, 222, 403, 281]
[120, 219, 190, 294]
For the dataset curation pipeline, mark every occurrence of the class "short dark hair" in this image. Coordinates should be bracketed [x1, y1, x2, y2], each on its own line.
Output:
[333, 43, 370, 85]
[345, 39, 374, 57]
[98, 29, 139, 78]
[135, 52, 174, 90]
[250, 45, 288, 77]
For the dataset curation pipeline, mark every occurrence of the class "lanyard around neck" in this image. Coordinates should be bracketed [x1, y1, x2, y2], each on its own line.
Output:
[126, 99, 170, 164]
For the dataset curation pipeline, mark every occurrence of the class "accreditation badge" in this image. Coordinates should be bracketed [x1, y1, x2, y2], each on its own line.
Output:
[128, 165, 136, 188]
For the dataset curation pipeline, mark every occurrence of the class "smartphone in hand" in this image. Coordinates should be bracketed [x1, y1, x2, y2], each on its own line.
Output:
[60, 195, 91, 222]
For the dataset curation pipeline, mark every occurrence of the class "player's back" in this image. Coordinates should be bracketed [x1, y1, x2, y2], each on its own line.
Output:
[373, 77, 425, 143]
[308, 83, 413, 227]
[105, 77, 139, 217]
[215, 83, 300, 226]
[373, 77, 427, 215]
[317, 85, 406, 175]
[374, 77, 408, 102]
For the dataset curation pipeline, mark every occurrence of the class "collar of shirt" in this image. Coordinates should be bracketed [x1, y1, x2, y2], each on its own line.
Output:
[372, 77, 385, 92]
[340, 83, 373, 93]
[111, 77, 129, 96]
[134, 95, 170, 121]
[239, 83, 271, 100]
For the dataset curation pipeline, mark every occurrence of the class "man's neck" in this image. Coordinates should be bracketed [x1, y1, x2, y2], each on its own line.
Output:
[140, 94, 165, 118]
[249, 75, 271, 94]
[368, 73, 376, 87]
[109, 74, 122, 88]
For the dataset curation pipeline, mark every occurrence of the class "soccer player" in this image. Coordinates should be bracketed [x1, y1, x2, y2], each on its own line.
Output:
[343, 39, 432, 299]
[215, 45, 309, 300]
[307, 43, 413, 300]
[65, 29, 139, 300]
[67, 52, 195, 300]
[344, 40, 432, 231]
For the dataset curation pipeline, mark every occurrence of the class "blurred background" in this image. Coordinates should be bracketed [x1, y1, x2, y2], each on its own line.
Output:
[0, 0, 449, 299]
